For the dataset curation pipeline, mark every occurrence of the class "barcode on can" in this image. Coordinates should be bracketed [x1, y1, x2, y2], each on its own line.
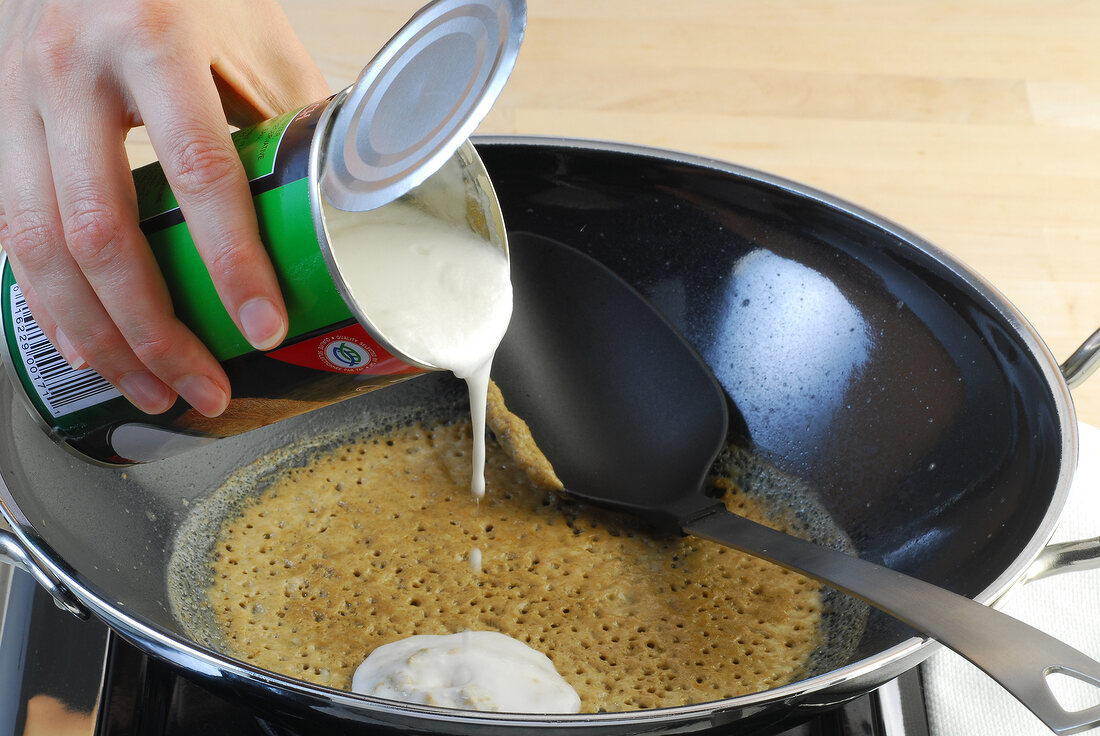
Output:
[8, 283, 121, 418]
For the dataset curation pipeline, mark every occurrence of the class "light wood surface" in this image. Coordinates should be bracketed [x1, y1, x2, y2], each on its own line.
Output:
[133, 1, 1100, 423]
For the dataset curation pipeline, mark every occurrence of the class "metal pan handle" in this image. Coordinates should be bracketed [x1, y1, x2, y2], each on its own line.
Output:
[1062, 327, 1100, 389]
[1029, 538, 1100, 581]
[1024, 331, 1100, 578]
[688, 510, 1100, 735]
[0, 528, 88, 619]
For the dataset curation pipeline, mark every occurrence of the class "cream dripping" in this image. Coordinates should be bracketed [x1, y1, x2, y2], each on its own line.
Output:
[324, 197, 563, 711]
[324, 199, 512, 499]
[351, 631, 581, 713]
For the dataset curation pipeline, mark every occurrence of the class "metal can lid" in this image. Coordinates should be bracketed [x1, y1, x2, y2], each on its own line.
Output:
[320, 0, 526, 212]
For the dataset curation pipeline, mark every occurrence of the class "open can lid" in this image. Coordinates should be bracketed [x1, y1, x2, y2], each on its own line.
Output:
[319, 0, 526, 212]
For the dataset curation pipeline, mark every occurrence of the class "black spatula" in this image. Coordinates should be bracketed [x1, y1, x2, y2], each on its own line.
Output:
[491, 232, 1100, 735]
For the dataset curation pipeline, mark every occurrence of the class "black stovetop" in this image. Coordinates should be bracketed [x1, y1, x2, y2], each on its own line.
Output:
[0, 564, 930, 735]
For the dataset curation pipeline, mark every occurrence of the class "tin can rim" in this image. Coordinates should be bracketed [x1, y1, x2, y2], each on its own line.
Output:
[319, 0, 526, 213]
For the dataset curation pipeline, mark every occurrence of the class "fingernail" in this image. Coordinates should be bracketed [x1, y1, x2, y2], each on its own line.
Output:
[238, 298, 286, 351]
[174, 374, 229, 418]
[53, 329, 88, 370]
[119, 372, 174, 414]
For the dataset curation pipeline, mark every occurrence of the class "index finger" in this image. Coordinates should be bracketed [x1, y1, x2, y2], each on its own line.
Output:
[124, 49, 289, 354]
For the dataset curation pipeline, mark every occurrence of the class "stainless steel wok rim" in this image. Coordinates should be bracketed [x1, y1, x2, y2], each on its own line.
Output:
[0, 134, 1081, 728]
[0, 497, 919, 729]
[0, 512, 932, 728]
[0, 497, 919, 726]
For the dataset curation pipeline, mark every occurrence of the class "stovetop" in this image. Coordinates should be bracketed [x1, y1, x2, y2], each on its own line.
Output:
[0, 562, 931, 735]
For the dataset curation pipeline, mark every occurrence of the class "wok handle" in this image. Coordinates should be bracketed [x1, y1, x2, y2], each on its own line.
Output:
[0, 528, 89, 620]
[1061, 327, 1100, 389]
[1029, 537, 1100, 581]
[685, 510, 1100, 735]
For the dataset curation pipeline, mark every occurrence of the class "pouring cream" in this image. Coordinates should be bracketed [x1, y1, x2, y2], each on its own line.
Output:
[324, 198, 513, 499]
[321, 195, 576, 711]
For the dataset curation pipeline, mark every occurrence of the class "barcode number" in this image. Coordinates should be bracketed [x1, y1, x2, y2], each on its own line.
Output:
[9, 284, 121, 418]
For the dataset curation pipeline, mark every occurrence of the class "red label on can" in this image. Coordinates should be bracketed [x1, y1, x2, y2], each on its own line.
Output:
[266, 323, 423, 375]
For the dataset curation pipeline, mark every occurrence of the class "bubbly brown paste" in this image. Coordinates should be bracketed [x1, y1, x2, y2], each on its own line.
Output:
[205, 412, 824, 712]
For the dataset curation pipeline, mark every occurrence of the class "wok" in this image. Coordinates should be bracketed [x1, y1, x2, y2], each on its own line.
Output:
[2, 137, 1100, 734]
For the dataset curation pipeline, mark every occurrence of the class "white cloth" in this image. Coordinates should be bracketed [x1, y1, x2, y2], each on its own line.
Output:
[923, 421, 1100, 735]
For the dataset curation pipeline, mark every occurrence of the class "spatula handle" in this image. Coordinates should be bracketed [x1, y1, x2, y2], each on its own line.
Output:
[685, 509, 1100, 735]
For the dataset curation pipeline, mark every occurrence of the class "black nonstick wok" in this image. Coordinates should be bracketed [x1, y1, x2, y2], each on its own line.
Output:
[1, 137, 1099, 735]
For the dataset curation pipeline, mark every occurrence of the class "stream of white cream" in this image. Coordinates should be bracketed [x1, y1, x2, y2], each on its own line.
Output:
[324, 198, 579, 712]
[325, 199, 513, 499]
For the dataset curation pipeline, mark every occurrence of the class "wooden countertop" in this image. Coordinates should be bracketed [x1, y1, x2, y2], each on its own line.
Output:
[135, 1, 1100, 424]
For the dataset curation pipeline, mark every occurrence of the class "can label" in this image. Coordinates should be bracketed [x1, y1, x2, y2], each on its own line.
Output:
[6, 283, 123, 417]
[0, 99, 427, 465]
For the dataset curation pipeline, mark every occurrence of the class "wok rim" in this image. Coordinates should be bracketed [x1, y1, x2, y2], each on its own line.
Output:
[0, 134, 1079, 729]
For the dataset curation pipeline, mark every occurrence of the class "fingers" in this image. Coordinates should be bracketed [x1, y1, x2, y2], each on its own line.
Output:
[0, 118, 175, 415]
[0, 6, 229, 418]
[0, 104, 99, 376]
[0, 161, 63, 368]
[0, 0, 330, 422]
[1, 98, 232, 417]
[6, 259, 86, 371]
[43, 99, 232, 418]
[125, 44, 289, 355]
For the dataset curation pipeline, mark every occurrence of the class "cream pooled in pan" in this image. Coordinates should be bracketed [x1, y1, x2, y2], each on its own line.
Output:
[352, 631, 581, 713]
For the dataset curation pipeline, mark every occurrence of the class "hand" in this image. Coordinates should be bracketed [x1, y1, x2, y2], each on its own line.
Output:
[0, 0, 330, 417]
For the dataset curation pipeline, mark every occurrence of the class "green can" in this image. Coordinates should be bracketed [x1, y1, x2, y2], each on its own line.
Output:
[0, 0, 524, 465]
